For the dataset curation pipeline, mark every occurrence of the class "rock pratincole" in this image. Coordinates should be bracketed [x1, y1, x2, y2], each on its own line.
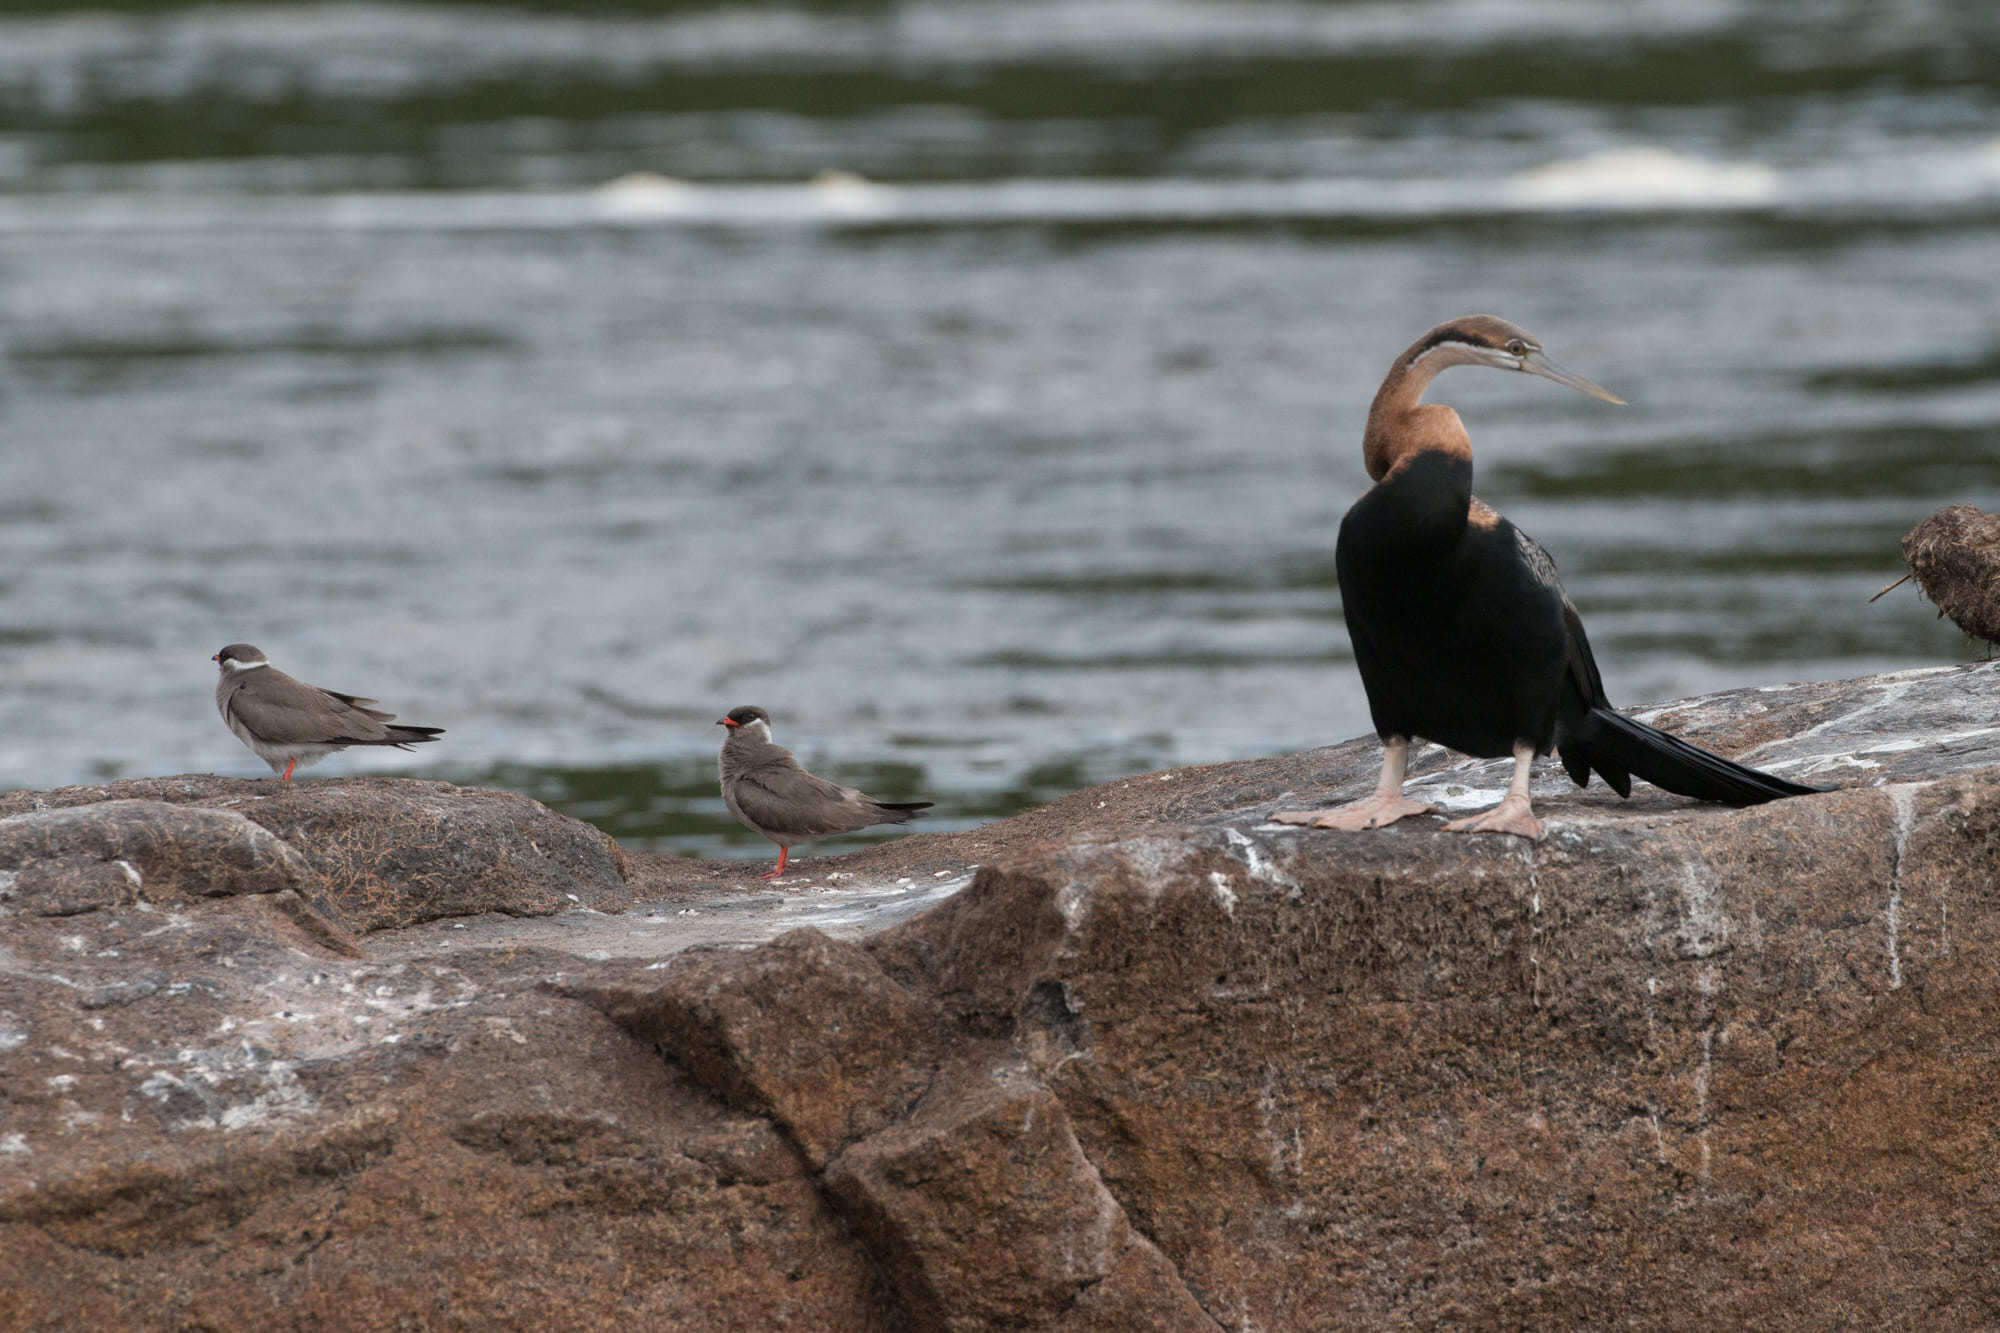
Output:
[213, 642, 444, 781]
[717, 704, 931, 879]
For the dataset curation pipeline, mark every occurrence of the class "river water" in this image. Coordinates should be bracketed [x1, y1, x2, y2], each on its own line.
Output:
[0, 0, 1994, 856]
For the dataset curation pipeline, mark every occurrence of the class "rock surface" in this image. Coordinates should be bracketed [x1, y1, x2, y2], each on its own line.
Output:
[0, 799, 308, 918]
[0, 776, 632, 933]
[3, 663, 1999, 1331]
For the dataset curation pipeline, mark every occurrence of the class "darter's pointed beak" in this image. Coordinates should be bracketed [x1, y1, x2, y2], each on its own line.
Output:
[1522, 349, 1624, 405]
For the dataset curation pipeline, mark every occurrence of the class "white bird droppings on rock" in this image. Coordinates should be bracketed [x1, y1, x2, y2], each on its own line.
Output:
[1207, 871, 1238, 919]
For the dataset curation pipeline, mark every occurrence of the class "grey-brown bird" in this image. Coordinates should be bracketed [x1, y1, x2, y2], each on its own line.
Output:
[213, 643, 444, 781]
[717, 705, 932, 879]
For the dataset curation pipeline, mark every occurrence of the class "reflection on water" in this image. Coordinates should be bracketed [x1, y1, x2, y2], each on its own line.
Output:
[0, 0, 1995, 853]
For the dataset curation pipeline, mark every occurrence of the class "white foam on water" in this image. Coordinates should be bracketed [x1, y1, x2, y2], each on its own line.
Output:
[1508, 147, 1780, 210]
[4, 133, 1999, 237]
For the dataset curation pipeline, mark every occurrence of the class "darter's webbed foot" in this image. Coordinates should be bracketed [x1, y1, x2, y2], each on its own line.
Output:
[1272, 794, 1438, 831]
[1440, 794, 1544, 841]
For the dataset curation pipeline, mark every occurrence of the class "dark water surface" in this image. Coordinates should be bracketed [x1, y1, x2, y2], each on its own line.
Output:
[1, 1, 1995, 856]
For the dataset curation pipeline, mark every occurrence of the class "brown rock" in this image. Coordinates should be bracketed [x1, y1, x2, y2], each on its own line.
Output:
[0, 897, 887, 1332]
[823, 1058, 1219, 1332]
[6, 664, 2000, 1331]
[589, 928, 948, 1169]
[0, 775, 631, 933]
[590, 933, 1222, 1328]
[866, 768, 2000, 1328]
[0, 799, 307, 918]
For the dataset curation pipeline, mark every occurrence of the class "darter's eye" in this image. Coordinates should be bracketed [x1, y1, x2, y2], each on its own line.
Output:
[1505, 339, 1528, 357]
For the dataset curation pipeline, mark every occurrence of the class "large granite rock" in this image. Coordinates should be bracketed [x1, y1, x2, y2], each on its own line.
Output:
[0, 777, 872, 1332]
[0, 775, 631, 933]
[0, 799, 307, 917]
[3, 663, 1999, 1331]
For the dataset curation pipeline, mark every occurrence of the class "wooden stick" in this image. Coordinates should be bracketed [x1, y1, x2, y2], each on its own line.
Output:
[1868, 572, 1913, 603]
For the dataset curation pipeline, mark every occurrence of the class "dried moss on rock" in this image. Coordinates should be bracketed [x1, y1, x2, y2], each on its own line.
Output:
[1897, 503, 2000, 647]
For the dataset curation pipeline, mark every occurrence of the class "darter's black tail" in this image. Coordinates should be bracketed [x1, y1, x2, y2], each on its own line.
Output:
[1560, 708, 1824, 806]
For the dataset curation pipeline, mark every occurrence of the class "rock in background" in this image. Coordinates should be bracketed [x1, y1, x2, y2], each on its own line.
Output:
[3, 664, 1999, 1331]
[0, 776, 632, 932]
